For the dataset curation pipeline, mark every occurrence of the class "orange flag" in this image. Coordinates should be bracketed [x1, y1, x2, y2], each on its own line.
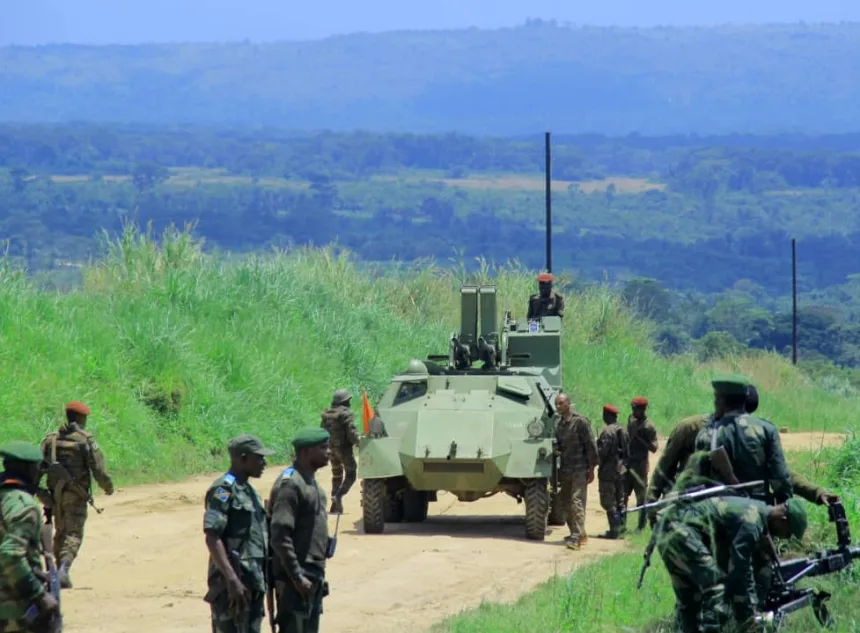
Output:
[361, 390, 373, 435]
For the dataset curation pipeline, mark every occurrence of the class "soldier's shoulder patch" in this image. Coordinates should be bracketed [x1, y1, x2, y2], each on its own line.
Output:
[214, 487, 231, 503]
[223, 473, 236, 485]
[280, 467, 296, 481]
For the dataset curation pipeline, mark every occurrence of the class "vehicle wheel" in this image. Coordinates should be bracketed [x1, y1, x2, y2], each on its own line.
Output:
[524, 479, 549, 541]
[385, 493, 404, 523]
[403, 490, 429, 522]
[362, 479, 387, 534]
[548, 489, 565, 526]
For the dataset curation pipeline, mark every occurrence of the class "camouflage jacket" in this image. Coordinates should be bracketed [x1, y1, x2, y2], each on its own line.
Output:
[41, 422, 113, 497]
[268, 464, 329, 582]
[658, 495, 771, 622]
[527, 291, 565, 319]
[626, 415, 658, 465]
[203, 471, 269, 594]
[320, 406, 359, 450]
[694, 410, 793, 503]
[555, 411, 598, 476]
[597, 422, 629, 481]
[0, 475, 45, 621]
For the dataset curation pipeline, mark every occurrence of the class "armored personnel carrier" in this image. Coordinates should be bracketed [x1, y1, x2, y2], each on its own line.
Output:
[358, 283, 565, 540]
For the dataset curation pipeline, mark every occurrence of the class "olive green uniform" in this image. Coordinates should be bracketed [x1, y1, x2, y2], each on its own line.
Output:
[269, 465, 330, 633]
[624, 414, 658, 527]
[40, 422, 113, 573]
[555, 411, 598, 544]
[203, 472, 269, 633]
[0, 476, 46, 631]
[596, 421, 629, 537]
[527, 290, 564, 319]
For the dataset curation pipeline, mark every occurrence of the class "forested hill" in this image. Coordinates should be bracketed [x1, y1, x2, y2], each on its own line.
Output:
[3, 21, 860, 134]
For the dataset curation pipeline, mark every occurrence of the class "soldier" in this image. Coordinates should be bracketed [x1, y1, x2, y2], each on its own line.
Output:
[202, 434, 275, 633]
[0, 440, 60, 631]
[645, 384, 836, 527]
[527, 272, 565, 319]
[40, 400, 114, 588]
[596, 405, 629, 540]
[693, 374, 793, 504]
[554, 392, 598, 550]
[656, 495, 808, 633]
[269, 427, 332, 633]
[320, 389, 359, 514]
[624, 396, 658, 532]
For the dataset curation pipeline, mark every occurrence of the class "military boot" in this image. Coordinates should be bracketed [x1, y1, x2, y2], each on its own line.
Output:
[618, 508, 628, 535]
[59, 561, 73, 589]
[600, 512, 620, 539]
[636, 509, 648, 532]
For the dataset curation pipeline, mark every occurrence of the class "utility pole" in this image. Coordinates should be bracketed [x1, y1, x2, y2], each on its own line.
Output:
[792, 238, 798, 365]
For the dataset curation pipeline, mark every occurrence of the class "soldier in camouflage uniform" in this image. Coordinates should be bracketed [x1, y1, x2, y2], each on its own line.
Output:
[320, 389, 359, 514]
[596, 405, 629, 539]
[624, 396, 658, 532]
[40, 400, 114, 588]
[527, 272, 565, 319]
[554, 392, 598, 550]
[693, 374, 793, 504]
[0, 441, 60, 632]
[646, 384, 836, 526]
[203, 434, 275, 633]
[656, 494, 807, 633]
[269, 427, 332, 633]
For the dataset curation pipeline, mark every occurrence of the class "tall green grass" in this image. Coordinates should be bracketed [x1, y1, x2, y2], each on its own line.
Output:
[0, 222, 857, 485]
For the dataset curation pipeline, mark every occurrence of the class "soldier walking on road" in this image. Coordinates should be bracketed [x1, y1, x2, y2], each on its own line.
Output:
[0, 440, 60, 631]
[320, 389, 359, 514]
[527, 272, 565, 319]
[624, 396, 658, 532]
[596, 405, 629, 540]
[203, 434, 275, 633]
[554, 392, 598, 551]
[40, 400, 114, 589]
[269, 428, 332, 633]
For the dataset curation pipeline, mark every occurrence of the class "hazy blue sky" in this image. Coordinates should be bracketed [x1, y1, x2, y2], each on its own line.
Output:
[2, 0, 858, 45]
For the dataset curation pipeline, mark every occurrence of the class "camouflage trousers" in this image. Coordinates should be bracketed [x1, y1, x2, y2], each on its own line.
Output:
[558, 472, 588, 541]
[330, 446, 357, 499]
[53, 490, 88, 568]
[624, 461, 649, 509]
[209, 589, 265, 633]
[598, 475, 625, 513]
[657, 517, 729, 633]
[0, 619, 28, 632]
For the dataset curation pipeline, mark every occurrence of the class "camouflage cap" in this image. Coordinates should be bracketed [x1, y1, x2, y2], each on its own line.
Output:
[228, 434, 276, 456]
[292, 427, 330, 449]
[65, 401, 91, 415]
[711, 373, 750, 396]
[0, 440, 45, 463]
[332, 389, 352, 406]
[785, 498, 808, 540]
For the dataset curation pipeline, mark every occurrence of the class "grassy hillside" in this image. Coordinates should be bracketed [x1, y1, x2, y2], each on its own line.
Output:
[1, 223, 857, 487]
[3, 22, 860, 134]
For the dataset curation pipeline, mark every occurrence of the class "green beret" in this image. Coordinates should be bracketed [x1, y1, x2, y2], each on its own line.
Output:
[785, 498, 808, 540]
[228, 434, 276, 456]
[292, 427, 330, 449]
[711, 373, 750, 396]
[0, 440, 45, 463]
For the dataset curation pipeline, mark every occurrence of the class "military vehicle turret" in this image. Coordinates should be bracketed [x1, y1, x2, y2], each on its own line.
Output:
[358, 282, 565, 540]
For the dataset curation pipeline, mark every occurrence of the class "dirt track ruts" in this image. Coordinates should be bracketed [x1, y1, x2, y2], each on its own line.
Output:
[58, 431, 844, 633]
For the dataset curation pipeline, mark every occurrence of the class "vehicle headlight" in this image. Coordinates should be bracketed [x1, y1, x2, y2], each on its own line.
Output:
[527, 418, 545, 439]
[369, 416, 386, 437]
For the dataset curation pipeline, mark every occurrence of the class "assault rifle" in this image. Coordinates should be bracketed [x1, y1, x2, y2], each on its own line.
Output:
[756, 500, 860, 630]
[632, 480, 765, 590]
[26, 517, 63, 633]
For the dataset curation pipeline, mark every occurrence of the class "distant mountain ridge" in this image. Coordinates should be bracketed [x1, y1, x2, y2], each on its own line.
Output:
[2, 21, 860, 134]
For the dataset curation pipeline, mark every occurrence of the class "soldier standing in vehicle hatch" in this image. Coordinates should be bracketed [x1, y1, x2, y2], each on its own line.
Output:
[554, 392, 598, 550]
[527, 272, 565, 319]
[320, 389, 359, 514]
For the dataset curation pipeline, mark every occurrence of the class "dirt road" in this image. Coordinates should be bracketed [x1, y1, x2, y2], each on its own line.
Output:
[58, 431, 844, 633]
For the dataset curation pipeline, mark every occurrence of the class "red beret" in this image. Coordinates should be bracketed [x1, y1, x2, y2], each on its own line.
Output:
[631, 396, 648, 407]
[537, 273, 554, 282]
[65, 401, 91, 415]
[603, 404, 619, 415]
